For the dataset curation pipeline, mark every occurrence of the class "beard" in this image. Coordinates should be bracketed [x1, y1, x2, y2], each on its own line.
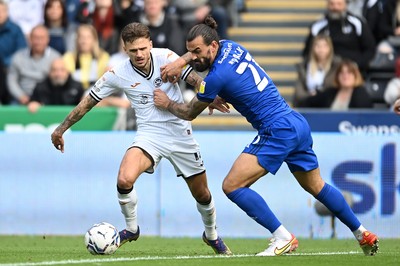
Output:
[327, 10, 346, 20]
[51, 77, 67, 86]
[193, 57, 211, 72]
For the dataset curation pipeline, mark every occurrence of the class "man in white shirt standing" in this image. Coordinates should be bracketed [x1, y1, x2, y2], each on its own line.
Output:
[6, 0, 46, 36]
[50, 22, 232, 255]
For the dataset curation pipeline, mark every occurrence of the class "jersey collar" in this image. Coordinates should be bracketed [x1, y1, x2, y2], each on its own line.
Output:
[130, 53, 154, 80]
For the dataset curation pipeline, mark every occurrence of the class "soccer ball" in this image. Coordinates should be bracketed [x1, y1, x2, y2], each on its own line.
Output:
[84, 222, 120, 255]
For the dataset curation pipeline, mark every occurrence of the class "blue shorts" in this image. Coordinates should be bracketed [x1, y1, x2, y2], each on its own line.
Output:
[243, 111, 319, 174]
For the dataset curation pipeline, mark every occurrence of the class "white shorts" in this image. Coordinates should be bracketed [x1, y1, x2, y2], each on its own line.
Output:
[130, 135, 206, 178]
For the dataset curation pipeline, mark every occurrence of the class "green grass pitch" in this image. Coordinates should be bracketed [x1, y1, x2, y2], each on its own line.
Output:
[0, 236, 399, 266]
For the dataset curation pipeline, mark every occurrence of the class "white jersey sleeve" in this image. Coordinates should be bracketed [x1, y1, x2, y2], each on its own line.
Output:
[89, 68, 122, 102]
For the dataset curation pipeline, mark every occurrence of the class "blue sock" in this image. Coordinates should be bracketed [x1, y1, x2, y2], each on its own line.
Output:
[226, 187, 281, 233]
[316, 183, 361, 231]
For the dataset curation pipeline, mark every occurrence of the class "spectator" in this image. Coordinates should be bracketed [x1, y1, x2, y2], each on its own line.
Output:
[299, 59, 374, 109]
[27, 58, 84, 113]
[63, 24, 110, 91]
[347, 0, 383, 43]
[65, 0, 82, 25]
[171, 0, 229, 39]
[302, 0, 376, 75]
[0, 59, 7, 105]
[136, 0, 185, 55]
[76, 0, 120, 54]
[375, 0, 400, 54]
[44, 0, 76, 54]
[215, 0, 240, 27]
[293, 34, 341, 107]
[383, 58, 400, 109]
[384, 78, 400, 110]
[7, 25, 61, 105]
[0, 0, 27, 104]
[0, 0, 27, 68]
[7, 0, 46, 37]
[114, 0, 143, 33]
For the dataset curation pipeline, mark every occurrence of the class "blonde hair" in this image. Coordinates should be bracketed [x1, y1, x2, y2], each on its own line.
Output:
[75, 24, 103, 59]
[308, 34, 334, 75]
[333, 59, 364, 88]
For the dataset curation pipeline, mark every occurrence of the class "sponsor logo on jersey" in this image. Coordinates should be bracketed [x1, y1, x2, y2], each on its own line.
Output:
[93, 77, 106, 91]
[153, 77, 163, 88]
[218, 42, 232, 64]
[199, 81, 206, 94]
[131, 82, 141, 88]
[139, 94, 150, 104]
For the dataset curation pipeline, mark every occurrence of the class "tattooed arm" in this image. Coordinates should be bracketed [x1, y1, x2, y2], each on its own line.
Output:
[184, 71, 230, 115]
[51, 95, 98, 152]
[185, 70, 203, 92]
[154, 89, 209, 121]
[161, 52, 192, 83]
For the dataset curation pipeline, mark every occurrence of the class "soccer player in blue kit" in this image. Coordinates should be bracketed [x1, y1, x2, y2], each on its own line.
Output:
[154, 16, 379, 256]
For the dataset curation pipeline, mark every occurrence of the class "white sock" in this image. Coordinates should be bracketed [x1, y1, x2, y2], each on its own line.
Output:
[118, 188, 138, 233]
[353, 225, 367, 241]
[196, 197, 217, 240]
[272, 225, 292, 240]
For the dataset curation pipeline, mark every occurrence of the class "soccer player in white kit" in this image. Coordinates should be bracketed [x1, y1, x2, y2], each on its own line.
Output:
[50, 22, 231, 255]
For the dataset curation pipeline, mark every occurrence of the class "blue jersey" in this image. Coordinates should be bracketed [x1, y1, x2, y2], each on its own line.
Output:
[197, 40, 292, 130]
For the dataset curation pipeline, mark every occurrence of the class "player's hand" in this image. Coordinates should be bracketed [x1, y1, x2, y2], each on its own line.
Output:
[208, 96, 230, 115]
[51, 129, 65, 153]
[160, 60, 183, 83]
[393, 98, 400, 115]
[153, 89, 171, 110]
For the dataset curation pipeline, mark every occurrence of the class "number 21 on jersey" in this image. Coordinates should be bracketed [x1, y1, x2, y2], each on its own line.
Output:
[235, 53, 269, 92]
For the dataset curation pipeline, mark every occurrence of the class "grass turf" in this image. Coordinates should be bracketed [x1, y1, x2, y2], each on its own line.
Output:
[0, 236, 399, 266]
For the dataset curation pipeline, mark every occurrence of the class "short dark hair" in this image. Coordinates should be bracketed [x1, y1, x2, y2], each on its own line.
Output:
[121, 22, 151, 44]
[187, 15, 219, 45]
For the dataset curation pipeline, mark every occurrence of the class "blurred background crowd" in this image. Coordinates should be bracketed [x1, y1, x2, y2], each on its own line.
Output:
[1, 0, 399, 122]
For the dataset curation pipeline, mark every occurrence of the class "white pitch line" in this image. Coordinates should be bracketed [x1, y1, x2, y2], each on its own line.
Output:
[0, 252, 362, 266]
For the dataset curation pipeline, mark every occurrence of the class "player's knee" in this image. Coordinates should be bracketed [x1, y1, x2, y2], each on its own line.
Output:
[192, 188, 211, 203]
[222, 178, 237, 194]
[301, 180, 325, 196]
[117, 172, 134, 189]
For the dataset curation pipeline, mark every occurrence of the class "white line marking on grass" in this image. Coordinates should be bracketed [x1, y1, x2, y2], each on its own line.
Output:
[0, 251, 362, 266]
[288, 251, 360, 256]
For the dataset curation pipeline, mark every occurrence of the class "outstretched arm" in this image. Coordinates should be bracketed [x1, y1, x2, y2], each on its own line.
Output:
[51, 95, 98, 152]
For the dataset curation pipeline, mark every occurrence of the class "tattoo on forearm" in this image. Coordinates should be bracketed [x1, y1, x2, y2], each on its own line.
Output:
[181, 52, 192, 65]
[56, 96, 98, 133]
[167, 101, 193, 121]
[167, 98, 208, 121]
[186, 71, 203, 90]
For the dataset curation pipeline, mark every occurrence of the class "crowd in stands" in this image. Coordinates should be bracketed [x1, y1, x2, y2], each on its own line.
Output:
[1, 0, 399, 116]
[0, 0, 239, 108]
[298, 0, 400, 111]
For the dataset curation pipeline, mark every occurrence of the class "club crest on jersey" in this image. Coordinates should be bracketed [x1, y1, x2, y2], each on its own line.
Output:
[153, 77, 163, 88]
[199, 81, 206, 94]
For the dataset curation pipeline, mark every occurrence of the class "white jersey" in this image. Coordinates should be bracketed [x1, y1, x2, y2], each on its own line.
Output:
[90, 48, 193, 137]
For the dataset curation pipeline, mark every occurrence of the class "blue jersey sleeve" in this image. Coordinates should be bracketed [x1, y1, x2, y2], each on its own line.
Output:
[196, 72, 224, 103]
